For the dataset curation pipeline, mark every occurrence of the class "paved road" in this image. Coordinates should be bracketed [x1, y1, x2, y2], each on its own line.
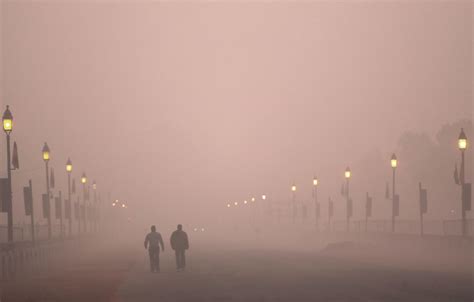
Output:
[116, 246, 472, 302]
[2, 235, 472, 302]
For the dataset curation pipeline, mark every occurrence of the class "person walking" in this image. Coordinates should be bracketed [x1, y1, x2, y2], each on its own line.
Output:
[170, 224, 189, 272]
[144, 225, 164, 272]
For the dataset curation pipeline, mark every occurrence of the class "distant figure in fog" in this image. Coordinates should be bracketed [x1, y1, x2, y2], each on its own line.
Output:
[170, 224, 189, 272]
[144, 225, 164, 273]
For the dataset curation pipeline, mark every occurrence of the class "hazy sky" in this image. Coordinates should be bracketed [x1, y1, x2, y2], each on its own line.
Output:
[0, 1, 471, 226]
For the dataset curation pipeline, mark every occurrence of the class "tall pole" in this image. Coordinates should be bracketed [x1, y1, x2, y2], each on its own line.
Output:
[6, 133, 13, 242]
[93, 188, 97, 232]
[292, 187, 296, 224]
[346, 177, 350, 232]
[29, 180, 35, 244]
[45, 161, 51, 239]
[461, 149, 466, 237]
[77, 195, 81, 234]
[392, 167, 396, 232]
[313, 179, 318, 231]
[59, 191, 63, 238]
[419, 183, 424, 237]
[83, 183, 86, 233]
[67, 173, 72, 237]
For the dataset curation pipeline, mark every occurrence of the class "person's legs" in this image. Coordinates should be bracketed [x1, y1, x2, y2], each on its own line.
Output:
[155, 251, 160, 272]
[175, 250, 180, 270]
[180, 250, 186, 269]
[148, 249, 154, 272]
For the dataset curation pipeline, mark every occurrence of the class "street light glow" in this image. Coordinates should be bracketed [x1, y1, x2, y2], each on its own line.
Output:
[92, 181, 97, 190]
[42, 143, 50, 162]
[244, 200, 248, 204]
[291, 185, 296, 192]
[234, 201, 238, 206]
[458, 128, 467, 150]
[262, 194, 266, 200]
[391, 153, 398, 168]
[345, 167, 351, 179]
[2, 105, 13, 134]
[81, 173, 87, 184]
[66, 158, 72, 173]
[313, 178, 318, 186]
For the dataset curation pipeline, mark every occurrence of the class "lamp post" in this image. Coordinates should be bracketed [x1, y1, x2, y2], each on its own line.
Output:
[291, 184, 296, 224]
[344, 167, 351, 232]
[66, 158, 73, 237]
[2, 106, 13, 242]
[42, 143, 52, 239]
[391, 154, 398, 232]
[458, 128, 467, 236]
[313, 177, 319, 230]
[81, 172, 87, 233]
[92, 180, 97, 232]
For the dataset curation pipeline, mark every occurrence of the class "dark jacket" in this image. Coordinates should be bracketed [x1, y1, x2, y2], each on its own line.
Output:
[170, 230, 189, 251]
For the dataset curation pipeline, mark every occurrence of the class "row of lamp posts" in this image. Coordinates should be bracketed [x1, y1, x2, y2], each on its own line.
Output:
[226, 128, 469, 236]
[2, 105, 101, 243]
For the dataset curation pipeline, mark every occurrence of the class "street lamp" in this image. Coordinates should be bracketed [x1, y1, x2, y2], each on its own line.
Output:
[313, 177, 319, 230]
[458, 128, 468, 236]
[81, 172, 87, 232]
[42, 142, 52, 239]
[92, 180, 97, 232]
[291, 184, 296, 224]
[2, 106, 13, 242]
[344, 167, 351, 232]
[66, 158, 73, 237]
[262, 195, 266, 200]
[459, 128, 467, 151]
[391, 153, 397, 232]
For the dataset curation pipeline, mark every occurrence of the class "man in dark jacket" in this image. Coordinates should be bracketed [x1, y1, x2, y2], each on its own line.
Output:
[170, 224, 189, 272]
[144, 225, 164, 272]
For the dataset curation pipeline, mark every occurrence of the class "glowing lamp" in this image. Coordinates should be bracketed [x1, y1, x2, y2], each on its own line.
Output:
[313, 178, 318, 186]
[42, 143, 50, 162]
[81, 173, 87, 184]
[344, 167, 351, 179]
[458, 128, 467, 150]
[66, 158, 73, 173]
[2, 105, 12, 134]
[262, 195, 266, 200]
[391, 153, 398, 168]
[291, 185, 296, 192]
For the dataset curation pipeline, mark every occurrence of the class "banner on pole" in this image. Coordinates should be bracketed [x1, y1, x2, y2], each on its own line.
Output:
[366, 195, 372, 218]
[0, 178, 9, 213]
[42, 194, 50, 219]
[55, 197, 62, 219]
[23, 186, 33, 215]
[74, 202, 80, 220]
[420, 189, 428, 214]
[65, 199, 71, 219]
